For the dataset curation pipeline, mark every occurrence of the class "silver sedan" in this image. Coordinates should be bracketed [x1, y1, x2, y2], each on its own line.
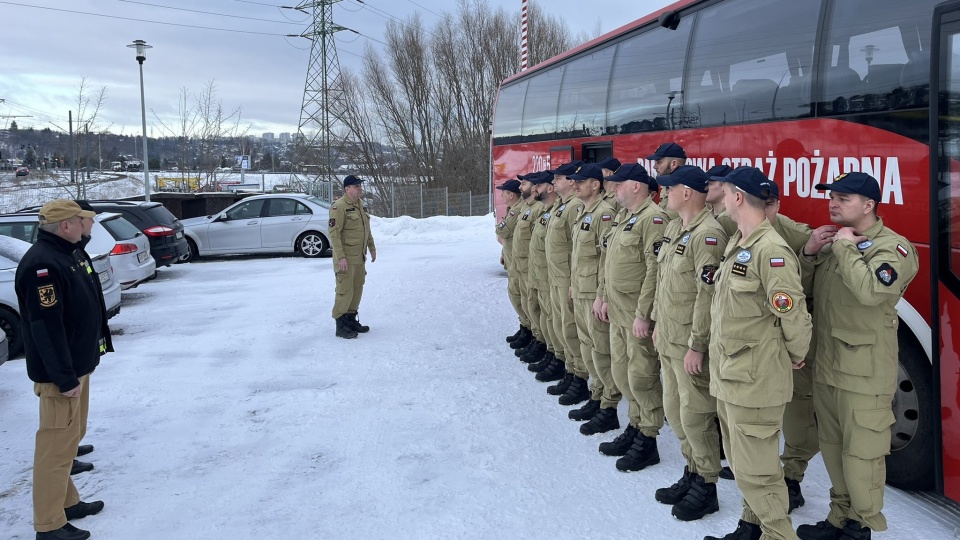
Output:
[180, 194, 331, 261]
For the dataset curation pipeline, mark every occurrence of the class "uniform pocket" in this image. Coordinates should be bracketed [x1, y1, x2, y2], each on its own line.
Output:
[719, 338, 758, 383]
[831, 327, 876, 377]
[849, 408, 894, 460]
[38, 391, 76, 430]
[726, 278, 762, 318]
[733, 422, 782, 476]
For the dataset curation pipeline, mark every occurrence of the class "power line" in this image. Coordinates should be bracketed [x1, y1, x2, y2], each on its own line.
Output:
[403, 0, 444, 19]
[114, 0, 303, 25]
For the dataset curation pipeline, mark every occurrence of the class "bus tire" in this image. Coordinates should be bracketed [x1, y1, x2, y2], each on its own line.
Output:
[885, 325, 935, 491]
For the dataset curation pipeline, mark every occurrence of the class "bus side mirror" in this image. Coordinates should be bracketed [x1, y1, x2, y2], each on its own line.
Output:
[659, 10, 680, 30]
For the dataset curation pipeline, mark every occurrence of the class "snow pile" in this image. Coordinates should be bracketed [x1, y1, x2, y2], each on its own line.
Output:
[371, 214, 493, 244]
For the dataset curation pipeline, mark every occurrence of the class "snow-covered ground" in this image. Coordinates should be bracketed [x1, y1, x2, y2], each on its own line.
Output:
[0, 215, 957, 539]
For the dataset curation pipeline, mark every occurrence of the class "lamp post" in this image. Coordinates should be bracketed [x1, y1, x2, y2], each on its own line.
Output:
[128, 39, 153, 201]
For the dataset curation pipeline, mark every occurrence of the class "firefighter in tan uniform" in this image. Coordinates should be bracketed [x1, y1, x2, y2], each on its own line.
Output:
[496, 179, 530, 350]
[513, 174, 548, 363]
[650, 165, 727, 521]
[594, 163, 669, 471]
[564, 164, 621, 434]
[329, 175, 376, 339]
[527, 173, 566, 378]
[649, 142, 687, 217]
[598, 157, 622, 213]
[705, 166, 812, 540]
[796, 173, 918, 540]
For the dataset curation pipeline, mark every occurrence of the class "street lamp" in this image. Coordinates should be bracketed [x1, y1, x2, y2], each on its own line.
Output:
[128, 39, 153, 201]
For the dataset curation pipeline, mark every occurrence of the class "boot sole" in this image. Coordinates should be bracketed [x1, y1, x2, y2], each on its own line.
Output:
[671, 502, 719, 521]
[615, 454, 661, 472]
[558, 394, 589, 406]
[598, 446, 631, 457]
[580, 421, 620, 436]
[654, 490, 688, 505]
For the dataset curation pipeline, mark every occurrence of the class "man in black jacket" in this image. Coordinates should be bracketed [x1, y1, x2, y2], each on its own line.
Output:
[16, 200, 108, 540]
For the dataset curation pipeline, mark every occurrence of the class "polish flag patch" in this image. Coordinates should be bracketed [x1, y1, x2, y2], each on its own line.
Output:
[705, 237, 718, 245]
[896, 244, 909, 257]
[653, 217, 664, 224]
[601, 214, 612, 221]
[770, 258, 785, 267]
[36, 269, 49, 278]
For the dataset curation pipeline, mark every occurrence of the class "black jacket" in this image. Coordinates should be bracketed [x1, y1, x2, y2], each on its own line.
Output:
[16, 229, 107, 391]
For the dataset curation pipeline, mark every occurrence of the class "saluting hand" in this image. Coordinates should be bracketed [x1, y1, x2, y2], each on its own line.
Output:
[803, 225, 839, 256]
[835, 227, 867, 245]
[338, 258, 348, 272]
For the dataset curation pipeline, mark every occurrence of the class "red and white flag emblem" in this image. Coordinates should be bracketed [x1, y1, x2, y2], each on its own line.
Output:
[705, 237, 718, 245]
[653, 217, 664, 224]
[36, 269, 49, 278]
[770, 258, 785, 267]
[896, 244, 908, 257]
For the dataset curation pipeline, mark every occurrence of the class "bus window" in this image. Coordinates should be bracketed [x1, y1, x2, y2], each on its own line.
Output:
[492, 79, 528, 145]
[556, 47, 615, 139]
[521, 65, 566, 140]
[820, 0, 938, 115]
[684, 0, 820, 126]
[607, 20, 692, 134]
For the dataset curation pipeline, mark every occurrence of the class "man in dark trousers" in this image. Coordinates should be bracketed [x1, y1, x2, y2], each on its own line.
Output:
[17, 199, 108, 540]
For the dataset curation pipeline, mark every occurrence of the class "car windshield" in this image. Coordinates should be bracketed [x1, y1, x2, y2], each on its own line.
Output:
[99, 216, 142, 241]
[143, 204, 179, 224]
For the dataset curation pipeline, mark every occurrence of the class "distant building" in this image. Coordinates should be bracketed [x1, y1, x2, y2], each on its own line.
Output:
[262, 132, 275, 141]
[279, 133, 291, 142]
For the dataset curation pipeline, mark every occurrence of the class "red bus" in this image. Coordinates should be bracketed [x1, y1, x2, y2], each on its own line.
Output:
[491, 0, 960, 502]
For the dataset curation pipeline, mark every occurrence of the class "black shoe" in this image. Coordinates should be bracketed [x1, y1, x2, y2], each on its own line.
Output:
[346, 312, 370, 333]
[719, 466, 735, 480]
[70, 460, 93, 476]
[599, 425, 638, 456]
[547, 373, 573, 396]
[64, 500, 104, 521]
[672, 473, 719, 521]
[704, 520, 762, 540]
[535, 359, 566, 382]
[335, 315, 358, 339]
[615, 432, 659, 471]
[36, 523, 90, 540]
[506, 326, 524, 343]
[509, 328, 532, 350]
[529, 352, 554, 372]
[786, 478, 805, 513]
[580, 407, 620, 435]
[515, 338, 536, 358]
[840, 521, 870, 540]
[797, 520, 844, 540]
[76, 444, 94, 457]
[558, 376, 590, 406]
[519, 341, 546, 363]
[569, 399, 600, 421]
[655, 466, 691, 504]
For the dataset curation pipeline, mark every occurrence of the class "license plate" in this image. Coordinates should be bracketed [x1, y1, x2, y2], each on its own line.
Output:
[98, 271, 109, 284]
[176, 231, 183, 239]
[137, 251, 148, 263]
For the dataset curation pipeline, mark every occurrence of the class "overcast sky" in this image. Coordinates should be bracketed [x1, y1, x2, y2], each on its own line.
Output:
[0, 0, 673, 137]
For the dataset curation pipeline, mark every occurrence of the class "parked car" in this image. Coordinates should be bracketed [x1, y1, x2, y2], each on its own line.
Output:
[97, 212, 156, 290]
[0, 235, 30, 357]
[15, 166, 29, 177]
[85, 200, 189, 266]
[180, 193, 331, 262]
[0, 213, 122, 321]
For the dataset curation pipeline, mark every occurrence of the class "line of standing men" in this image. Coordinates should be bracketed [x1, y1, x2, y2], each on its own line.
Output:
[498, 141, 918, 540]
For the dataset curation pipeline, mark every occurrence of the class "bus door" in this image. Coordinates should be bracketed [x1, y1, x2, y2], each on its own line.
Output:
[582, 142, 613, 164]
[931, 0, 960, 500]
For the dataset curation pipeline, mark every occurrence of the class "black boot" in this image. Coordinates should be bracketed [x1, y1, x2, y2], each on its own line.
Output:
[786, 478, 805, 513]
[335, 315, 358, 339]
[655, 466, 691, 503]
[519, 341, 546, 363]
[547, 373, 573, 395]
[704, 520, 762, 540]
[65, 500, 104, 521]
[568, 399, 600, 421]
[580, 407, 619, 435]
[506, 326, 524, 343]
[529, 352, 554, 372]
[347, 312, 369, 333]
[76, 444, 94, 457]
[515, 337, 537, 358]
[840, 521, 870, 540]
[558, 376, 589, 406]
[797, 520, 844, 540]
[719, 465, 735, 480]
[535, 359, 566, 382]
[509, 327, 532, 349]
[70, 460, 93, 475]
[36, 523, 91, 540]
[598, 425, 638, 456]
[615, 432, 659, 471]
[671, 473, 719, 521]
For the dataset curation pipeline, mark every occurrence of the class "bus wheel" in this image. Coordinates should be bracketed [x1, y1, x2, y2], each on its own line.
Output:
[885, 326, 935, 491]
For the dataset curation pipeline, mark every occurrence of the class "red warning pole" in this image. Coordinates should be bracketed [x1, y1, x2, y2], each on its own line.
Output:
[520, 0, 529, 71]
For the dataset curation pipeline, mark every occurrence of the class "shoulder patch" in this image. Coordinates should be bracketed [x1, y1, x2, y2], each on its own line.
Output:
[770, 257, 785, 267]
[876, 263, 898, 286]
[771, 291, 794, 313]
[37, 285, 57, 307]
[601, 214, 612, 221]
[896, 244, 909, 257]
[328, 218, 336, 227]
[701, 265, 718, 285]
[705, 237, 718, 246]
[653, 240, 663, 256]
[653, 216, 664, 224]
[509, 210, 515, 216]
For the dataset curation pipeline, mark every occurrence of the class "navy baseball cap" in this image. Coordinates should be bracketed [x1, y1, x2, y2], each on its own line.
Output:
[719, 166, 775, 200]
[516, 172, 536, 181]
[597, 157, 622, 171]
[815, 172, 881, 202]
[706, 165, 733, 179]
[568, 163, 604, 182]
[647, 142, 687, 161]
[605, 163, 657, 191]
[656, 165, 708, 193]
[531, 171, 555, 185]
[496, 179, 522, 193]
[343, 175, 364, 187]
[547, 160, 584, 176]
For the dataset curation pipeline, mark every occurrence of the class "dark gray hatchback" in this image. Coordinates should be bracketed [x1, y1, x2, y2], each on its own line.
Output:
[87, 201, 189, 265]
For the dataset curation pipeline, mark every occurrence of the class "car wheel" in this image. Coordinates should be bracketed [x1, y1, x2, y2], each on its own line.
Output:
[885, 325, 935, 491]
[297, 231, 328, 258]
[182, 238, 199, 263]
[0, 307, 22, 357]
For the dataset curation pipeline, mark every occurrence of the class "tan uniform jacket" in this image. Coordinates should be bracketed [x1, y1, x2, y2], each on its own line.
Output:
[329, 195, 375, 260]
[716, 209, 737, 238]
[528, 199, 557, 286]
[571, 196, 615, 299]
[801, 218, 919, 395]
[603, 198, 669, 328]
[709, 220, 812, 408]
[652, 207, 727, 357]
[513, 199, 543, 277]
[495, 199, 524, 263]
[545, 194, 582, 282]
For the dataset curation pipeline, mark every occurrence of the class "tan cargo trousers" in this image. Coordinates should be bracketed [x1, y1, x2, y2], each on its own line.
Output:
[332, 257, 366, 319]
[610, 323, 663, 437]
[574, 297, 619, 407]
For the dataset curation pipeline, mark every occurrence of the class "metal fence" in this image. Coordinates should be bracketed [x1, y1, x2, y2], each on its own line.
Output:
[306, 180, 492, 218]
